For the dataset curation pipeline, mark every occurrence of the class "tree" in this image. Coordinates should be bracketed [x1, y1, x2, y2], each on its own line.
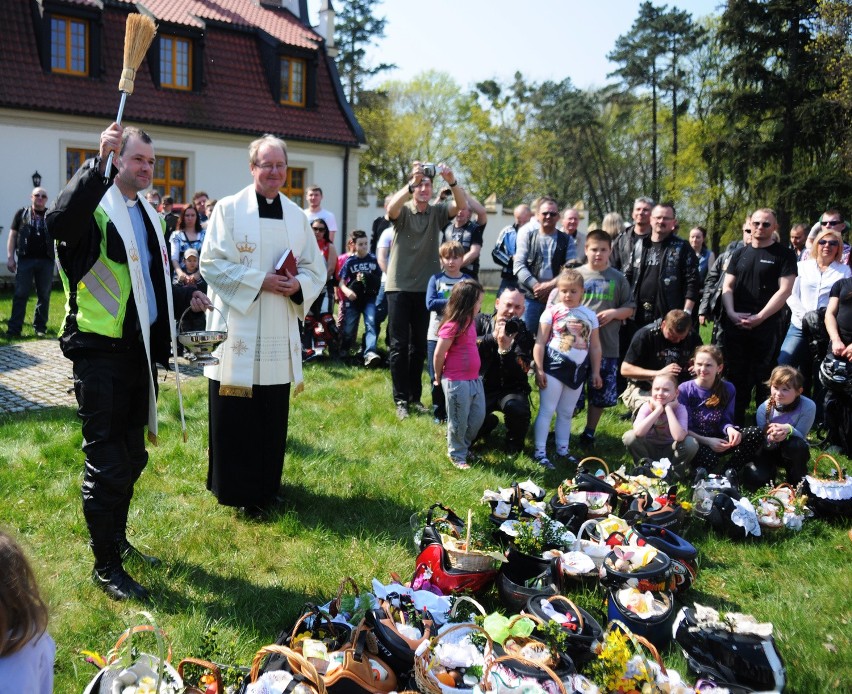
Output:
[608, 2, 706, 201]
[608, 1, 666, 200]
[354, 72, 468, 196]
[334, 0, 395, 104]
[717, 0, 852, 235]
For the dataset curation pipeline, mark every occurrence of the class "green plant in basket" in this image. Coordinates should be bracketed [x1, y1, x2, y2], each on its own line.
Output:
[512, 515, 569, 556]
[180, 625, 247, 691]
[534, 618, 573, 656]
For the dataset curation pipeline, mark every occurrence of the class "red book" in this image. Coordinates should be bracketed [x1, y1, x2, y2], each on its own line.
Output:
[275, 249, 298, 276]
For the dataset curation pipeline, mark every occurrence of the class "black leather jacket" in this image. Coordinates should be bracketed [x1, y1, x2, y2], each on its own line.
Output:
[625, 233, 700, 321]
[475, 313, 533, 399]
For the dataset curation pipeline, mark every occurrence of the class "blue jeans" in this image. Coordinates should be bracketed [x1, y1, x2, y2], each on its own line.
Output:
[342, 300, 377, 355]
[9, 257, 54, 334]
[522, 298, 546, 334]
[441, 377, 486, 461]
[778, 324, 808, 369]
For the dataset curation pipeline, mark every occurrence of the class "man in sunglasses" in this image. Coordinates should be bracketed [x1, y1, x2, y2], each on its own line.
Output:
[802, 209, 850, 264]
[514, 196, 571, 332]
[721, 208, 798, 422]
[6, 187, 54, 338]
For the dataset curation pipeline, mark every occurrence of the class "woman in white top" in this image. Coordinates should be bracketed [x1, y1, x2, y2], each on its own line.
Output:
[779, 228, 850, 369]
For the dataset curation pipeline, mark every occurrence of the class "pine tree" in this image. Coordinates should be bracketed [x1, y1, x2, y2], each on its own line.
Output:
[334, 0, 395, 104]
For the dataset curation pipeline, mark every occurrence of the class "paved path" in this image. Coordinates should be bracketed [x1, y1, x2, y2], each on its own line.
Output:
[0, 340, 202, 414]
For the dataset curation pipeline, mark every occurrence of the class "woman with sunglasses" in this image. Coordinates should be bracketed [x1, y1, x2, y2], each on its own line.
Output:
[780, 228, 850, 370]
[310, 219, 338, 314]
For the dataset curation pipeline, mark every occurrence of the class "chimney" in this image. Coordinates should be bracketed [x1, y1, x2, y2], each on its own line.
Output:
[318, 0, 337, 57]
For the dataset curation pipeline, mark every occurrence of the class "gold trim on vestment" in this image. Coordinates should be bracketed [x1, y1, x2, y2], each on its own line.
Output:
[219, 385, 253, 398]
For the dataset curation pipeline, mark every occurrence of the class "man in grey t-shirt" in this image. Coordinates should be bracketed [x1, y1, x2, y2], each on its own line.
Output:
[385, 161, 468, 419]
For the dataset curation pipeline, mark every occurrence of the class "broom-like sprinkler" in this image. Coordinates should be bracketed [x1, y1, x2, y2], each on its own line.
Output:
[103, 14, 157, 182]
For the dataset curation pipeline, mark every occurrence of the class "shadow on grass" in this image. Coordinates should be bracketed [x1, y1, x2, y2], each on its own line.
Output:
[145, 559, 308, 637]
[0, 404, 78, 425]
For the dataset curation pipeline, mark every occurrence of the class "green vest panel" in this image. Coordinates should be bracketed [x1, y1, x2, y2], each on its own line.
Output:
[59, 207, 133, 338]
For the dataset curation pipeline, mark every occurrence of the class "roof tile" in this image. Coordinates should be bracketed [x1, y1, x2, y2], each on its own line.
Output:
[0, 0, 360, 145]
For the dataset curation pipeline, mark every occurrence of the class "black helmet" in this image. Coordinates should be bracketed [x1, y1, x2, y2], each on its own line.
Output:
[674, 606, 786, 692]
[819, 354, 852, 396]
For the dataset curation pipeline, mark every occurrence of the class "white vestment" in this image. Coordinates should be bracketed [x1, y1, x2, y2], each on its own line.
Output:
[99, 186, 179, 441]
[200, 185, 325, 395]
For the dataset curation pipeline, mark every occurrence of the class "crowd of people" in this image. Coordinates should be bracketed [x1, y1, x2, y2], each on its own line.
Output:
[350, 166, 852, 485]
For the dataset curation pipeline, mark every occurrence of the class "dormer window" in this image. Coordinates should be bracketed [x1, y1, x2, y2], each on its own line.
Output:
[280, 57, 306, 106]
[160, 35, 192, 90]
[51, 15, 88, 75]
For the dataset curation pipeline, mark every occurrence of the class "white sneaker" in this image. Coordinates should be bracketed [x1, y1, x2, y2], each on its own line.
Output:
[364, 351, 381, 368]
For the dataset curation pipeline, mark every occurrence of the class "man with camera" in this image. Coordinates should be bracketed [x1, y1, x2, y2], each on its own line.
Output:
[475, 287, 535, 453]
[386, 161, 467, 419]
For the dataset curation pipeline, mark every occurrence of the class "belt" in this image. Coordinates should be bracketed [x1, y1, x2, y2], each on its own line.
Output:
[642, 302, 654, 312]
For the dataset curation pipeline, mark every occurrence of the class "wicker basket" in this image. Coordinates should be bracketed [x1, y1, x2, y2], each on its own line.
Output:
[801, 453, 852, 518]
[246, 644, 327, 694]
[754, 495, 786, 532]
[413, 623, 493, 694]
[444, 544, 499, 572]
[479, 654, 567, 694]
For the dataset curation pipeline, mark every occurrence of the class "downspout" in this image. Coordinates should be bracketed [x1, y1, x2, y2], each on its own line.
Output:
[341, 145, 350, 253]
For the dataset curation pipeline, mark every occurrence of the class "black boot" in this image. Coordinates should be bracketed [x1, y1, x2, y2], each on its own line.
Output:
[113, 496, 161, 567]
[87, 510, 149, 601]
[92, 563, 150, 601]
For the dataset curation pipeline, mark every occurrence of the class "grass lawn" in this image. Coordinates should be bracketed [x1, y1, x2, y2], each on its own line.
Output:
[0, 288, 850, 692]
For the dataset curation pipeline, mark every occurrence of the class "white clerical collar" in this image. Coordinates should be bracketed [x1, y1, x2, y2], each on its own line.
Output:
[264, 197, 276, 204]
[123, 194, 138, 208]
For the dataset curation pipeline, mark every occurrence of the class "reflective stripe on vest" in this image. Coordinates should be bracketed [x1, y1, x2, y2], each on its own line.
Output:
[80, 258, 121, 317]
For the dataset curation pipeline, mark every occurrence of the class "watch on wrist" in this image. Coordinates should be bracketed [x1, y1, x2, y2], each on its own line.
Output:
[449, 180, 458, 187]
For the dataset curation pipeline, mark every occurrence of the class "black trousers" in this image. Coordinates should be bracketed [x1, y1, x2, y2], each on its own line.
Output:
[486, 391, 531, 450]
[720, 318, 782, 423]
[386, 291, 428, 406]
[72, 346, 154, 565]
[207, 380, 290, 509]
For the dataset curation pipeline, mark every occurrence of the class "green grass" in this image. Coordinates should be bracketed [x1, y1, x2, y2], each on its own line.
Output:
[1, 289, 850, 692]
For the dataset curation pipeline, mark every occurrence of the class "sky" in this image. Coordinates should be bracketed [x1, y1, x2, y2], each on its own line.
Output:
[316, 0, 724, 92]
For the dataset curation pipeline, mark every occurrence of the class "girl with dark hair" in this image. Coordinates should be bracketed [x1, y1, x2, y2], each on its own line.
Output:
[432, 279, 486, 469]
[0, 530, 54, 692]
[170, 204, 206, 281]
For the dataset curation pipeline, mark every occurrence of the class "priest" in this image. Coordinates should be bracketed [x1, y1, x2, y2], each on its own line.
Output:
[200, 134, 325, 517]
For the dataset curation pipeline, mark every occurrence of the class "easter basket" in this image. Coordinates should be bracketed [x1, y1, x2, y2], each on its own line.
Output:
[239, 644, 327, 694]
[83, 612, 183, 694]
[800, 453, 852, 518]
[413, 622, 494, 694]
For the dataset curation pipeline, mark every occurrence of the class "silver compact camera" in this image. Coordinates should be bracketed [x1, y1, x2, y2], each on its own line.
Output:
[421, 163, 442, 178]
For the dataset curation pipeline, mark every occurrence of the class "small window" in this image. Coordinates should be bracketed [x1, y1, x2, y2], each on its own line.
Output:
[160, 35, 192, 90]
[282, 167, 306, 207]
[66, 148, 98, 181]
[51, 15, 88, 75]
[280, 58, 306, 106]
[154, 156, 188, 202]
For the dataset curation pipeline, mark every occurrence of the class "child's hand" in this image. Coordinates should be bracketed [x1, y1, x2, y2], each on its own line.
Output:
[590, 372, 603, 389]
[536, 370, 547, 389]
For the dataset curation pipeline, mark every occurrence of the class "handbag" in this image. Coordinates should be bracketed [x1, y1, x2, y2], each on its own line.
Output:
[321, 625, 399, 694]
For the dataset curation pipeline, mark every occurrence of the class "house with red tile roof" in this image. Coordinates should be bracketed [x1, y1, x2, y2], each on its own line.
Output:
[0, 0, 365, 272]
